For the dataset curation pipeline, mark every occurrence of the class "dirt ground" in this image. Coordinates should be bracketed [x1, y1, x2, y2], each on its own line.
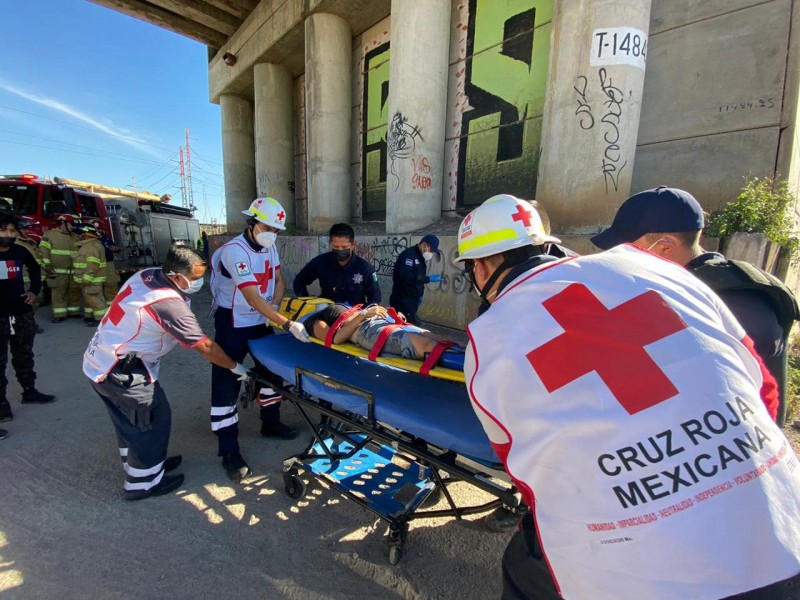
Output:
[2, 284, 799, 600]
[0, 285, 510, 600]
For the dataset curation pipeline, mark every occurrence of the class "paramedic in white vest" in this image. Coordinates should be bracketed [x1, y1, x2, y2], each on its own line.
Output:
[455, 194, 800, 600]
[210, 196, 310, 482]
[83, 245, 249, 501]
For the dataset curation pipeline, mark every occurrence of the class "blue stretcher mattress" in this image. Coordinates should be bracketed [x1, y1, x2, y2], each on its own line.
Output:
[249, 334, 499, 464]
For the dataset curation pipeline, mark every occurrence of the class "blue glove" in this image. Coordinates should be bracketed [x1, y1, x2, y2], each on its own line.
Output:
[428, 274, 442, 283]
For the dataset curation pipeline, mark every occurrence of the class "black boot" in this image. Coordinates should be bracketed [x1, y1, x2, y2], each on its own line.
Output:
[123, 474, 184, 502]
[0, 399, 13, 422]
[260, 422, 299, 440]
[0, 428, 8, 440]
[222, 452, 251, 482]
[21, 388, 56, 404]
[51, 317, 65, 324]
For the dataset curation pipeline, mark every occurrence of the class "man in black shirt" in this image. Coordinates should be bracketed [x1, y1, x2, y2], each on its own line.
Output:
[389, 234, 441, 325]
[0, 214, 55, 423]
[294, 223, 381, 306]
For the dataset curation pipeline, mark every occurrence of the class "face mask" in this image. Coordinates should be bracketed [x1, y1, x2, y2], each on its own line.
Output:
[255, 231, 277, 248]
[422, 251, 434, 262]
[333, 248, 352, 261]
[646, 238, 668, 253]
[179, 273, 204, 294]
[0, 236, 16, 248]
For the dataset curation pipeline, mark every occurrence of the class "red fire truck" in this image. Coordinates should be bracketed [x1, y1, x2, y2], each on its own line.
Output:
[0, 174, 112, 241]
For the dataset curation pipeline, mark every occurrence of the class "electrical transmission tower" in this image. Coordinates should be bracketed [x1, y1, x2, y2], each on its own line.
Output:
[185, 129, 195, 212]
[179, 147, 188, 208]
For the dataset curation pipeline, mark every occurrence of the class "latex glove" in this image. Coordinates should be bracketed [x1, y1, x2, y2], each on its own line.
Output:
[428, 274, 442, 283]
[288, 320, 311, 343]
[230, 362, 251, 381]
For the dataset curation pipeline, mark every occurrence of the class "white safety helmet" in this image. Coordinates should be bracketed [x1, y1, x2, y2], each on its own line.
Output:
[454, 194, 561, 263]
[242, 197, 287, 230]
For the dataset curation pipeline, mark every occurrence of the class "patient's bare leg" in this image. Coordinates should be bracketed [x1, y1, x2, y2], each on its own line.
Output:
[406, 333, 439, 359]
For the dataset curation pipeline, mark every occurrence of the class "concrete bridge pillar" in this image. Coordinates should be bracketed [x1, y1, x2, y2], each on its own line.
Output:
[220, 94, 256, 232]
[304, 13, 352, 233]
[385, 0, 451, 234]
[254, 63, 295, 226]
[537, 0, 652, 233]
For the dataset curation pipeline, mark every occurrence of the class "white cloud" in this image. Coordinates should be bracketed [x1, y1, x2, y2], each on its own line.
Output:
[0, 79, 164, 159]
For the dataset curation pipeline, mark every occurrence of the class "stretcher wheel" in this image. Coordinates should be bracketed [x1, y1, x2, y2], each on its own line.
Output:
[284, 473, 307, 499]
[388, 546, 402, 565]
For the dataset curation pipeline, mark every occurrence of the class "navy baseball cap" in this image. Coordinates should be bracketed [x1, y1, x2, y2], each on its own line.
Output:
[590, 186, 705, 250]
[420, 234, 441, 255]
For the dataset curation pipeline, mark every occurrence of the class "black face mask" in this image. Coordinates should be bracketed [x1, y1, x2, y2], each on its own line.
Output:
[333, 248, 352, 261]
[0, 236, 16, 248]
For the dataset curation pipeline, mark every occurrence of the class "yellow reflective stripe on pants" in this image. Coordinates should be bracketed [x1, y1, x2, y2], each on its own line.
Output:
[51, 249, 73, 256]
[53, 268, 72, 274]
[83, 275, 107, 284]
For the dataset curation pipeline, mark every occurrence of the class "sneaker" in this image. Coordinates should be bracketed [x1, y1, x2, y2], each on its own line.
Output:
[0, 428, 8, 440]
[123, 474, 184, 502]
[222, 452, 252, 482]
[51, 317, 65, 324]
[164, 455, 182, 472]
[20, 389, 56, 404]
[260, 422, 300, 440]
[0, 400, 13, 422]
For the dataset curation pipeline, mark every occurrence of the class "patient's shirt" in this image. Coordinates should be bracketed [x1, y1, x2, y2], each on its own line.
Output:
[304, 304, 348, 336]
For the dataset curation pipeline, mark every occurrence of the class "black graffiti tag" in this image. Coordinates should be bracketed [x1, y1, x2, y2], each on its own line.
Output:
[598, 68, 628, 194]
[573, 75, 594, 130]
[387, 112, 423, 192]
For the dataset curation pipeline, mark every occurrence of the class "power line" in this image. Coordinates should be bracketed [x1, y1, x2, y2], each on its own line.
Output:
[0, 104, 175, 154]
[0, 138, 173, 166]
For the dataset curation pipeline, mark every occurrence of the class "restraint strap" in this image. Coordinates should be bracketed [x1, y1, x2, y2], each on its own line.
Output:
[367, 323, 404, 361]
[387, 307, 406, 324]
[419, 340, 458, 376]
[324, 304, 363, 347]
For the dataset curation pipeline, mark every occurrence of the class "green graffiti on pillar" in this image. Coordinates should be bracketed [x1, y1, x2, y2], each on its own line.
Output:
[362, 43, 391, 219]
[459, 0, 553, 207]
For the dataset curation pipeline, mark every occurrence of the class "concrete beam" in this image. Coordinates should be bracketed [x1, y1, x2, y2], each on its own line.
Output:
[88, 0, 228, 47]
[203, 0, 258, 20]
[147, 0, 242, 35]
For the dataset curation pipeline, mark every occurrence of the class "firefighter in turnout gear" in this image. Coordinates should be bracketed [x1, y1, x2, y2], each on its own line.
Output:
[210, 196, 308, 482]
[40, 214, 81, 322]
[73, 222, 107, 326]
[94, 221, 121, 307]
[83, 245, 248, 501]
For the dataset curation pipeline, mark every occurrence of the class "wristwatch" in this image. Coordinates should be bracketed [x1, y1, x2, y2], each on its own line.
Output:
[282, 320, 293, 332]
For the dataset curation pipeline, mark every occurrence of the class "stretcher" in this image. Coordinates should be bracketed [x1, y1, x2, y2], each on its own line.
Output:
[276, 297, 467, 382]
[246, 333, 524, 564]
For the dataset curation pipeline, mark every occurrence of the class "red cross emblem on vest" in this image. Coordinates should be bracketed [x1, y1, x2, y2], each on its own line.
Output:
[526, 284, 688, 415]
[102, 286, 134, 327]
[511, 204, 534, 228]
[254, 261, 273, 294]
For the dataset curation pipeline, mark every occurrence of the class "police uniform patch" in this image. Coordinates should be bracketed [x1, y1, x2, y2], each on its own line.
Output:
[405, 258, 413, 266]
[372, 272, 378, 283]
[236, 261, 251, 276]
[353, 273, 364, 284]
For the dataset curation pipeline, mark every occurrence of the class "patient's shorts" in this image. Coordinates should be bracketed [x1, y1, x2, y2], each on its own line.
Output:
[354, 319, 427, 359]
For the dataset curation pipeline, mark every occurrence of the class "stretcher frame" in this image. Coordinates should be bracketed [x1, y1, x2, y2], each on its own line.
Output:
[246, 365, 525, 564]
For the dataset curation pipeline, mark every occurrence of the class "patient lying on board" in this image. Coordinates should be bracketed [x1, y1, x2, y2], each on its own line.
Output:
[303, 304, 443, 360]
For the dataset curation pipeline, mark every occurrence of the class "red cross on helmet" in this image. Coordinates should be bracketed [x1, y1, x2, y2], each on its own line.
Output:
[453, 194, 561, 263]
[242, 197, 287, 230]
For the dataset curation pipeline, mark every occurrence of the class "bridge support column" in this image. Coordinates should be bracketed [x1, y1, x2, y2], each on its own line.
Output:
[220, 94, 256, 232]
[254, 63, 295, 226]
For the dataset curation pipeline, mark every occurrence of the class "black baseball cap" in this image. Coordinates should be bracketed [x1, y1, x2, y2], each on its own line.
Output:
[590, 186, 704, 250]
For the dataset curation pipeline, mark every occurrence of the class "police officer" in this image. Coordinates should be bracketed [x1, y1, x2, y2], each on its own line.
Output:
[590, 186, 798, 423]
[294, 223, 381, 306]
[40, 214, 81, 322]
[0, 213, 55, 424]
[83, 245, 248, 501]
[456, 194, 799, 600]
[210, 197, 310, 482]
[389, 234, 442, 324]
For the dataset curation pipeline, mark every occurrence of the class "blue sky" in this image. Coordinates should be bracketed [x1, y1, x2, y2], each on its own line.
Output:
[0, 0, 226, 223]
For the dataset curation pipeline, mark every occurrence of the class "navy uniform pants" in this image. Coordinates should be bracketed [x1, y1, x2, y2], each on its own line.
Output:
[211, 307, 282, 457]
[91, 362, 170, 493]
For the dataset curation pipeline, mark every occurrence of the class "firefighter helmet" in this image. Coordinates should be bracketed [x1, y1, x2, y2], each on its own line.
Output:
[242, 197, 287, 230]
[454, 194, 561, 263]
